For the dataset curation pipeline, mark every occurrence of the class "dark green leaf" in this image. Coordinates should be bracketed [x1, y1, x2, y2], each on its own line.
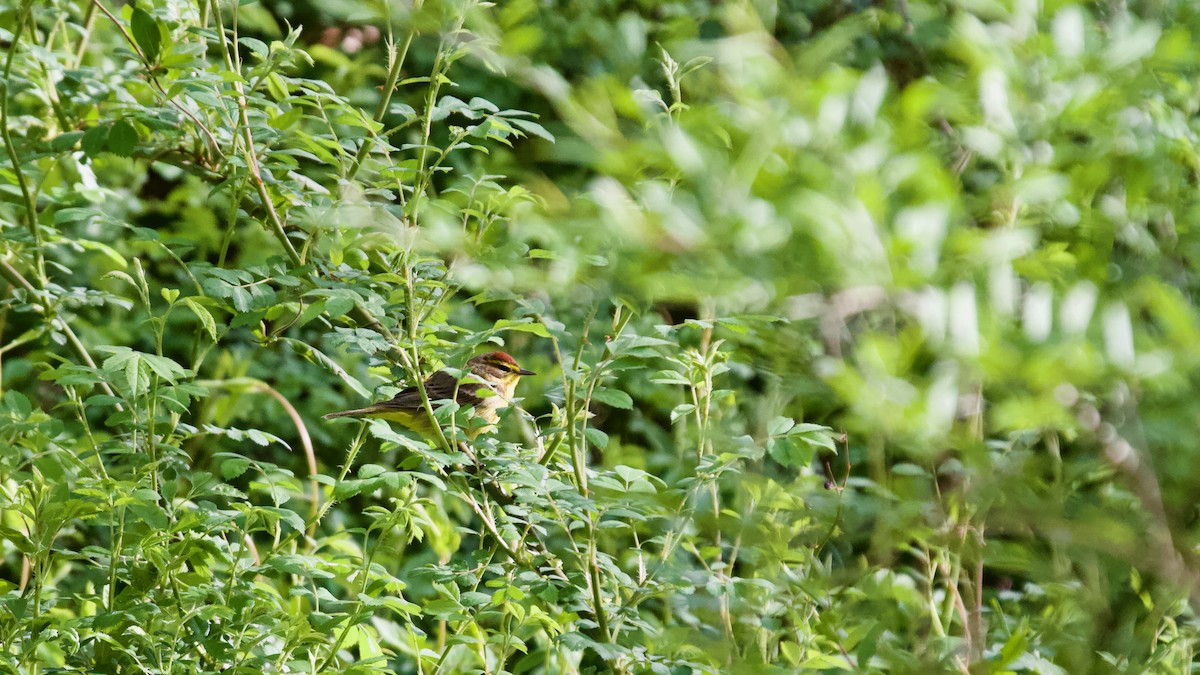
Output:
[130, 7, 162, 63]
[106, 120, 138, 156]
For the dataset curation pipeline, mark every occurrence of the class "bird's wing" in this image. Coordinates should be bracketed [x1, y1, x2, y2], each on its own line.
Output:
[378, 370, 486, 410]
[455, 380, 487, 407]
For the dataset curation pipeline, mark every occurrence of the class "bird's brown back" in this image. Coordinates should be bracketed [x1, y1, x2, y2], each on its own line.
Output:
[373, 369, 487, 412]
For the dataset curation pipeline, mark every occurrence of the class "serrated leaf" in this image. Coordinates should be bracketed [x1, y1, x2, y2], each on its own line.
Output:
[125, 356, 142, 395]
[768, 437, 815, 468]
[142, 354, 188, 383]
[768, 416, 795, 436]
[651, 369, 691, 385]
[183, 298, 218, 341]
[493, 319, 550, 338]
[284, 338, 371, 399]
[238, 36, 269, 58]
[50, 131, 84, 151]
[266, 554, 333, 579]
[796, 429, 838, 452]
[221, 456, 252, 479]
[511, 117, 555, 142]
[4, 391, 32, 416]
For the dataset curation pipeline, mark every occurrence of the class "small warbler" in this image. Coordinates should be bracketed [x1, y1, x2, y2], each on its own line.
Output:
[323, 351, 535, 438]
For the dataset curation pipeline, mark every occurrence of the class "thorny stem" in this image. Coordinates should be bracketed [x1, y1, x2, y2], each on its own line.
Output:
[344, 20, 419, 185]
[559, 305, 598, 491]
[588, 523, 611, 641]
[409, 6, 469, 223]
[207, 0, 302, 267]
[399, 258, 455, 457]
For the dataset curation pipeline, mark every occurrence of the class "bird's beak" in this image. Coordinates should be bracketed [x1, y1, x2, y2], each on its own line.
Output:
[517, 368, 536, 376]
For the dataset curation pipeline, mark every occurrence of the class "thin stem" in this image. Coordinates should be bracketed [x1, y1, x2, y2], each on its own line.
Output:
[344, 27, 418, 185]
[316, 518, 396, 672]
[198, 378, 320, 527]
[409, 7, 468, 223]
[2, 1, 47, 286]
[310, 423, 370, 530]
[560, 305, 597, 490]
[91, 0, 226, 158]
[207, 0, 301, 266]
[400, 257, 454, 455]
[36, 23, 72, 134]
[0, 300, 6, 394]
[72, 0, 98, 68]
[217, 182, 245, 267]
[587, 523, 611, 641]
[0, 257, 121, 405]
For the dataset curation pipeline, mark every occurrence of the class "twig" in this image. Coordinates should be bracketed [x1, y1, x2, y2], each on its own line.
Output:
[91, 0, 226, 159]
[2, 2, 47, 286]
[0, 257, 120, 404]
[200, 378, 321, 526]
[344, 29, 417, 184]
[587, 523, 611, 641]
[72, 0, 97, 68]
[206, 0, 301, 267]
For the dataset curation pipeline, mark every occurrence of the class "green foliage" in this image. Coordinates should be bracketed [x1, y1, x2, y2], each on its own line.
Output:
[5, 0, 1200, 672]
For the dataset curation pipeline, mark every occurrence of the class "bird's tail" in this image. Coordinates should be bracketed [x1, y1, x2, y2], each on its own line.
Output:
[322, 407, 377, 420]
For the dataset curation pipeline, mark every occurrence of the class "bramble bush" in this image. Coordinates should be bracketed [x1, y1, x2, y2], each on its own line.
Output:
[5, 0, 1200, 672]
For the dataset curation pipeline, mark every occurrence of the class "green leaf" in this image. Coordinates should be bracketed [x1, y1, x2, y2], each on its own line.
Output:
[131, 7, 162, 63]
[680, 55, 713, 77]
[794, 426, 837, 453]
[511, 118, 555, 142]
[584, 427, 609, 449]
[559, 632, 623, 661]
[262, 506, 306, 532]
[238, 36, 269, 59]
[76, 239, 129, 268]
[141, 354, 189, 383]
[493, 318, 550, 338]
[651, 369, 691, 386]
[183, 298, 219, 341]
[81, 125, 109, 158]
[590, 387, 633, 409]
[50, 131, 85, 151]
[265, 554, 334, 579]
[107, 120, 138, 156]
[245, 429, 275, 446]
[123, 354, 141, 395]
[670, 404, 695, 423]
[3, 391, 32, 417]
[220, 456, 252, 479]
[768, 416, 796, 436]
[283, 338, 371, 398]
[768, 437, 815, 468]
[304, 288, 357, 319]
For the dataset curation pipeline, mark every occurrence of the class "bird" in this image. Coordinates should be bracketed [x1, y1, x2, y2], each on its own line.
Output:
[323, 351, 535, 439]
